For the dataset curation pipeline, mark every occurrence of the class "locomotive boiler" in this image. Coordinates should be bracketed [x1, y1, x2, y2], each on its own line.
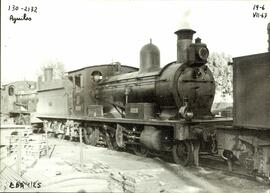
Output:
[96, 29, 215, 120]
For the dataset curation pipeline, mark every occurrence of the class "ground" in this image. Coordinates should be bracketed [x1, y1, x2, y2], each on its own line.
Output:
[3, 137, 270, 193]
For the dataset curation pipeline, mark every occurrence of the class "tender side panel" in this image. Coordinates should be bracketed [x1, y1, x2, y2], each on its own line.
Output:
[233, 53, 270, 129]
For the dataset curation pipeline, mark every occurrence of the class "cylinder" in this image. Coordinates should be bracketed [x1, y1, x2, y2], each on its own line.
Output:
[175, 29, 196, 63]
[44, 68, 53, 82]
[140, 126, 171, 151]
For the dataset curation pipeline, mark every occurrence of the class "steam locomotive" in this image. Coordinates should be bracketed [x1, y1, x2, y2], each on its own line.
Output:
[35, 25, 270, 181]
[0, 81, 37, 125]
[36, 28, 221, 164]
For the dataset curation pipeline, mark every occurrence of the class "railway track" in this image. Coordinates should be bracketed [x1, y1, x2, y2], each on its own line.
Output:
[153, 150, 270, 185]
[43, 132, 270, 186]
[199, 155, 267, 184]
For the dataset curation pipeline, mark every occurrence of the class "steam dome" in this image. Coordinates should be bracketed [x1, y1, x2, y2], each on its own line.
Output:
[139, 40, 160, 73]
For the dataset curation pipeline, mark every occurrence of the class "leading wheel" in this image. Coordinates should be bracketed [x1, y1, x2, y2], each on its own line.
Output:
[172, 140, 192, 166]
[83, 127, 100, 146]
[132, 144, 149, 157]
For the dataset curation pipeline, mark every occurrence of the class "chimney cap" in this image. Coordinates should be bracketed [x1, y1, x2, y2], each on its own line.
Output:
[174, 28, 196, 33]
[174, 29, 196, 39]
[44, 67, 54, 70]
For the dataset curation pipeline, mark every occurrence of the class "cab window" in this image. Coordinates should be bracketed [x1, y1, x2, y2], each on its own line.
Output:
[68, 76, 73, 82]
[91, 71, 103, 83]
[8, 86, 15, 96]
[75, 75, 83, 92]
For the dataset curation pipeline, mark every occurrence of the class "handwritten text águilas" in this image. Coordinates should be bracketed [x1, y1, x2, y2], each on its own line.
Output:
[10, 13, 32, 24]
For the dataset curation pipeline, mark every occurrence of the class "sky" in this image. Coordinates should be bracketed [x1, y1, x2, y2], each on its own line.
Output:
[1, 0, 270, 84]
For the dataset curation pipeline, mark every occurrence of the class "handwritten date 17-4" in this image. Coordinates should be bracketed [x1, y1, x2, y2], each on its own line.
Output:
[8, 5, 38, 13]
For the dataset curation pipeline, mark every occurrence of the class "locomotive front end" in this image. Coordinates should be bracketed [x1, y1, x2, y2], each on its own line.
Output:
[157, 29, 215, 120]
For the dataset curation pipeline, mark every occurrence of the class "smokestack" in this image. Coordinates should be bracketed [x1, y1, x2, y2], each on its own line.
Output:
[175, 29, 196, 63]
[44, 67, 53, 82]
[37, 75, 42, 90]
[268, 22, 270, 52]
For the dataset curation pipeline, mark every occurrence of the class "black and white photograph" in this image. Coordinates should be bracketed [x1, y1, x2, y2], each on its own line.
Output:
[1, 0, 270, 192]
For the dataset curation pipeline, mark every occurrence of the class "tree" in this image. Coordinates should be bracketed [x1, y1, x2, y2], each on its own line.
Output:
[38, 60, 66, 80]
[207, 52, 233, 100]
